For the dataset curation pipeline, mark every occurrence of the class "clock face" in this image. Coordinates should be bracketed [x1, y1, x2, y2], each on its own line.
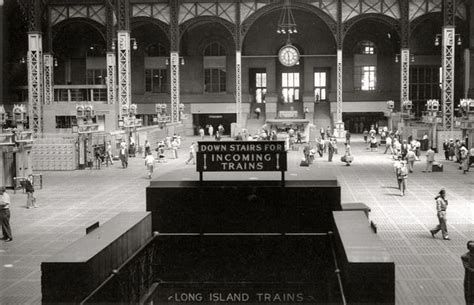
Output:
[278, 45, 300, 67]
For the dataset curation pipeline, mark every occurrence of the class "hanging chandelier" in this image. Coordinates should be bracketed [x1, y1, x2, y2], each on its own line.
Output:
[276, 0, 297, 35]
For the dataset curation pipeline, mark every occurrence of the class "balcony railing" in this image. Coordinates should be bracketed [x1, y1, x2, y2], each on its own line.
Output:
[54, 85, 107, 103]
[12, 85, 108, 103]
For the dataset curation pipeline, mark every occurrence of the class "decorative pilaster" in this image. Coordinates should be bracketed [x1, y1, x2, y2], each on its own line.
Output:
[400, 49, 410, 106]
[170, 52, 180, 123]
[28, 33, 43, 137]
[117, 30, 131, 118]
[236, 50, 242, 127]
[106, 52, 116, 105]
[43, 53, 53, 105]
[442, 27, 455, 131]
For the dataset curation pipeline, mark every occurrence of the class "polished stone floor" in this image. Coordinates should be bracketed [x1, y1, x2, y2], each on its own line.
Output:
[0, 135, 472, 305]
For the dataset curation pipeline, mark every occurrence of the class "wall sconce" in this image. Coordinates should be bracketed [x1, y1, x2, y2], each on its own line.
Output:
[426, 99, 439, 112]
[165, 57, 185, 66]
[394, 54, 415, 63]
[402, 100, 413, 111]
[434, 33, 462, 46]
[386, 100, 394, 110]
[111, 38, 138, 51]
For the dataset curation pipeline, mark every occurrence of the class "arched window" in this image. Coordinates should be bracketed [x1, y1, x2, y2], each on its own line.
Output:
[357, 40, 376, 55]
[203, 42, 227, 56]
[203, 42, 227, 93]
[354, 40, 377, 91]
[146, 43, 168, 57]
[144, 43, 168, 93]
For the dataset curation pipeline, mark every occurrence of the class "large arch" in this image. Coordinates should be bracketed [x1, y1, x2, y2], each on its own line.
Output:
[240, 2, 337, 50]
[343, 13, 400, 44]
[131, 17, 170, 43]
[179, 16, 236, 49]
[52, 18, 106, 43]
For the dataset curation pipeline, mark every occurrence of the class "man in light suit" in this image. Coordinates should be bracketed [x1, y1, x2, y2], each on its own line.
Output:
[424, 147, 435, 172]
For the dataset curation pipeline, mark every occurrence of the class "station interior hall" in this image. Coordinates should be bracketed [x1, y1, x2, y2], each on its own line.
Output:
[0, 0, 473, 305]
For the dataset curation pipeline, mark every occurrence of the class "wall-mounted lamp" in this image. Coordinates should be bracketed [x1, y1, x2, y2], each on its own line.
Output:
[20, 56, 58, 67]
[165, 57, 185, 66]
[394, 54, 415, 63]
[111, 38, 138, 51]
[434, 33, 462, 46]
[386, 100, 395, 110]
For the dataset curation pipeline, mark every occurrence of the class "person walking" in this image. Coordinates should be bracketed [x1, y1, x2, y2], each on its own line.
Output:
[461, 240, 474, 305]
[384, 135, 393, 154]
[406, 149, 416, 173]
[460, 145, 470, 174]
[396, 160, 408, 196]
[208, 125, 214, 138]
[0, 188, 12, 242]
[345, 131, 351, 145]
[105, 141, 114, 166]
[119, 139, 128, 168]
[199, 127, 205, 140]
[144, 152, 155, 179]
[320, 127, 325, 140]
[24, 175, 38, 209]
[144, 140, 151, 157]
[327, 138, 335, 162]
[185, 142, 197, 165]
[424, 147, 435, 172]
[443, 139, 450, 160]
[342, 143, 353, 166]
[430, 189, 450, 240]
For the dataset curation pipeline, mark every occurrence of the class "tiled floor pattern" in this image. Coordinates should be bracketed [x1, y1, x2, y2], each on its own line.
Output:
[0, 135, 472, 304]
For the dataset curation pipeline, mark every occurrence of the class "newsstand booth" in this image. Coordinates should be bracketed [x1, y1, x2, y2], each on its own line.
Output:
[145, 141, 395, 305]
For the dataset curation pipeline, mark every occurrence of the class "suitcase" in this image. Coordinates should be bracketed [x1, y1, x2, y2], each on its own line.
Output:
[432, 162, 443, 172]
[300, 160, 309, 167]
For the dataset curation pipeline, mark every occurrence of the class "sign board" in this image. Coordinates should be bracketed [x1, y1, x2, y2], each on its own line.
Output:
[153, 285, 323, 304]
[196, 141, 287, 172]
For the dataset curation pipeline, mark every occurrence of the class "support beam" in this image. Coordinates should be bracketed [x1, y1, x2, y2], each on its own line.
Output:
[236, 50, 242, 128]
[442, 26, 455, 131]
[170, 52, 180, 123]
[117, 30, 131, 119]
[28, 32, 43, 137]
[106, 52, 116, 105]
[43, 53, 53, 105]
[400, 49, 410, 105]
[335, 48, 344, 136]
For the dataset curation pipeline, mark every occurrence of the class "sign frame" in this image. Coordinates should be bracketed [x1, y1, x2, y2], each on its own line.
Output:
[196, 141, 287, 183]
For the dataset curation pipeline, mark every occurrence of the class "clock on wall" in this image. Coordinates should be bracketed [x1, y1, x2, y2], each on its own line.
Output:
[278, 44, 300, 67]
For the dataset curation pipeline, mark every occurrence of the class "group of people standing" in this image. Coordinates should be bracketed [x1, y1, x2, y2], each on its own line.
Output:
[198, 124, 225, 141]
[443, 138, 473, 174]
